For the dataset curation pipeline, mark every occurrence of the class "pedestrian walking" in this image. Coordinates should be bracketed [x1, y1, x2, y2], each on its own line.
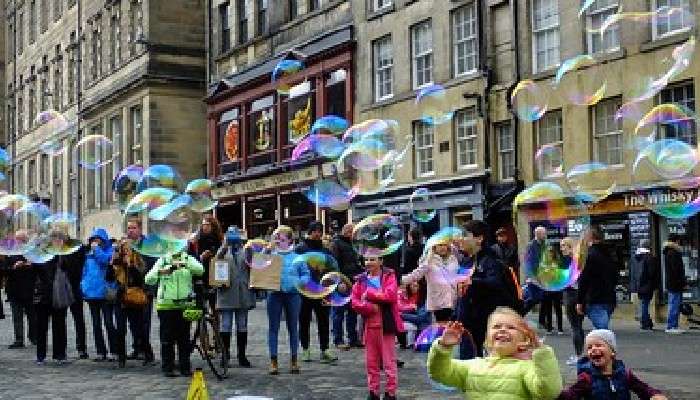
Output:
[297, 221, 339, 364]
[455, 220, 522, 358]
[663, 234, 687, 334]
[540, 244, 564, 335]
[524, 226, 547, 316]
[3, 255, 36, 348]
[560, 237, 584, 366]
[576, 226, 618, 330]
[558, 329, 668, 400]
[428, 308, 562, 399]
[108, 239, 153, 368]
[351, 255, 403, 400]
[215, 226, 255, 368]
[629, 239, 659, 331]
[81, 228, 117, 361]
[267, 225, 310, 375]
[330, 223, 363, 349]
[144, 250, 204, 377]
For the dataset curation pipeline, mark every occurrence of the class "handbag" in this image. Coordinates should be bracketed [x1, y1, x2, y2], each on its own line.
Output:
[52, 264, 75, 309]
[121, 266, 147, 308]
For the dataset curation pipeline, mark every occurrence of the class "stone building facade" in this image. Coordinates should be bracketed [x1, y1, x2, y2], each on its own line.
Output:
[5, 0, 207, 239]
[513, 0, 700, 315]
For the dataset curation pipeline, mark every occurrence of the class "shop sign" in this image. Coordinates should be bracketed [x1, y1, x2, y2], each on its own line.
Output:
[212, 166, 318, 199]
[624, 189, 699, 208]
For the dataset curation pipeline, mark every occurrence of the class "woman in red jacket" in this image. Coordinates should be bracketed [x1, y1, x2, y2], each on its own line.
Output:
[351, 256, 404, 400]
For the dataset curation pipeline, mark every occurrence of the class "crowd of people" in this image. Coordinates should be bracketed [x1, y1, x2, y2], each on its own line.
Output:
[0, 214, 684, 400]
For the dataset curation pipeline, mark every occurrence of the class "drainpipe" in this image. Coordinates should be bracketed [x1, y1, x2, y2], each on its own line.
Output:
[510, 0, 521, 185]
[76, 0, 83, 239]
[10, 4, 17, 194]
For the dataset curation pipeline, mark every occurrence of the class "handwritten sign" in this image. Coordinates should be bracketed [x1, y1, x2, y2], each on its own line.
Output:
[209, 260, 230, 287]
[249, 255, 282, 291]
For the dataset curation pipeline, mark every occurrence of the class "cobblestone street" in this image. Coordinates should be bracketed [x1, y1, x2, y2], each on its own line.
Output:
[1, 303, 699, 399]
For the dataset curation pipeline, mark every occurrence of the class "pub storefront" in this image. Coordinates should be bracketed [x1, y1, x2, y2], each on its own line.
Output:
[205, 28, 354, 239]
[516, 186, 700, 321]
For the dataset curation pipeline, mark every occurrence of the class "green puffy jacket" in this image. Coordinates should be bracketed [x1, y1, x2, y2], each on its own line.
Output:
[144, 253, 204, 310]
[427, 342, 562, 400]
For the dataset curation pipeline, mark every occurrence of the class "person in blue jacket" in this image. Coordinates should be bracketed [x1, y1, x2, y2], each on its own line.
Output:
[80, 228, 117, 361]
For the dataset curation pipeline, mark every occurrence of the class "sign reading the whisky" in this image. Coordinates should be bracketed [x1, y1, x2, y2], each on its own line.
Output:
[624, 189, 700, 208]
[212, 166, 319, 199]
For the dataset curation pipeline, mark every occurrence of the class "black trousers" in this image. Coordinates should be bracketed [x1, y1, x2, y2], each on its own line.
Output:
[563, 289, 584, 355]
[35, 304, 67, 361]
[116, 306, 153, 362]
[299, 297, 330, 352]
[87, 300, 117, 356]
[157, 309, 191, 373]
[10, 301, 35, 345]
[540, 291, 563, 331]
[69, 300, 87, 353]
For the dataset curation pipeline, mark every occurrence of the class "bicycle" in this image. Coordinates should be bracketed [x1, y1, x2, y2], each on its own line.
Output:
[186, 284, 227, 380]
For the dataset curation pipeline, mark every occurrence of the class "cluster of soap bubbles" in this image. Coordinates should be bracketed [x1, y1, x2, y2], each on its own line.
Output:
[113, 164, 218, 258]
[0, 193, 81, 263]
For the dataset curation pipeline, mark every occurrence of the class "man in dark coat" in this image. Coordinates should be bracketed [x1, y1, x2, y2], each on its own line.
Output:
[663, 234, 687, 334]
[3, 255, 37, 348]
[576, 226, 618, 330]
[523, 226, 547, 317]
[63, 244, 87, 358]
[629, 239, 659, 330]
[491, 227, 520, 277]
[456, 220, 522, 359]
[296, 221, 338, 363]
[330, 223, 362, 348]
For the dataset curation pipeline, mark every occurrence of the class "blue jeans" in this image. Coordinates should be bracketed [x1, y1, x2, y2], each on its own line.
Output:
[400, 307, 431, 333]
[219, 309, 249, 333]
[640, 296, 653, 329]
[667, 291, 682, 329]
[267, 291, 302, 358]
[331, 304, 358, 345]
[586, 303, 614, 330]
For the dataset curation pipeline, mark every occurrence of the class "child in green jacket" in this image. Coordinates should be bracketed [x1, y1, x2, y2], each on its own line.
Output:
[145, 251, 203, 377]
[428, 307, 562, 400]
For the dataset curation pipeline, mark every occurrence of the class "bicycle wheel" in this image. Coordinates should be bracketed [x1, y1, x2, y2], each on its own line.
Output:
[200, 315, 227, 379]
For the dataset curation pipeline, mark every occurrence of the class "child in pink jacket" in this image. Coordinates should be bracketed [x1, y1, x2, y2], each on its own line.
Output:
[351, 255, 404, 400]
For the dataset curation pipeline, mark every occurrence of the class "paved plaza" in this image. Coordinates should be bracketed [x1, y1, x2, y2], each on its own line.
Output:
[0, 303, 699, 399]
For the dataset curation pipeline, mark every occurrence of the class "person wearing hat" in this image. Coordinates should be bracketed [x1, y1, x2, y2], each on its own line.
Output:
[296, 221, 339, 364]
[559, 329, 667, 399]
[629, 239, 659, 331]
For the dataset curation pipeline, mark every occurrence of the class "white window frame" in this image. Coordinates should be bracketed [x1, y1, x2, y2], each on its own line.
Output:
[657, 82, 697, 145]
[593, 97, 624, 166]
[373, 35, 393, 102]
[130, 105, 143, 164]
[536, 110, 563, 179]
[497, 122, 515, 181]
[452, 3, 478, 77]
[652, 0, 692, 40]
[373, 0, 393, 12]
[414, 121, 435, 178]
[531, 0, 560, 73]
[411, 20, 433, 89]
[586, 0, 620, 54]
[455, 108, 478, 170]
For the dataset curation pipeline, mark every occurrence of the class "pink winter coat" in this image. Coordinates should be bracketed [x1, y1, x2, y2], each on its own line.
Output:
[401, 252, 460, 311]
[351, 268, 405, 334]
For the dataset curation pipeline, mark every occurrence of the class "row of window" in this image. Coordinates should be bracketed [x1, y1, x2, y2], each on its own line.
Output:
[531, 0, 693, 73]
[8, 0, 74, 56]
[535, 82, 696, 178]
[218, 0, 327, 54]
[13, 105, 144, 214]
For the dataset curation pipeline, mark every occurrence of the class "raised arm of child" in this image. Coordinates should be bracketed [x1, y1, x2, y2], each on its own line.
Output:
[522, 343, 563, 399]
[426, 321, 471, 392]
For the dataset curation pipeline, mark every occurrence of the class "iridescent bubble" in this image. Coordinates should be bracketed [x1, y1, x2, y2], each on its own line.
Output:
[321, 271, 352, 306]
[75, 134, 114, 170]
[291, 134, 346, 161]
[271, 59, 304, 95]
[424, 226, 465, 256]
[634, 103, 696, 141]
[131, 234, 187, 258]
[296, 280, 338, 300]
[136, 164, 183, 192]
[292, 251, 338, 274]
[124, 188, 176, 214]
[311, 115, 349, 136]
[41, 212, 78, 237]
[514, 182, 590, 291]
[511, 80, 547, 122]
[35, 110, 69, 138]
[24, 244, 55, 264]
[615, 101, 645, 123]
[554, 54, 606, 106]
[243, 239, 273, 270]
[415, 84, 455, 126]
[535, 144, 564, 177]
[352, 214, 403, 258]
[645, 196, 700, 219]
[185, 179, 218, 213]
[595, 6, 694, 36]
[410, 188, 436, 223]
[271, 225, 295, 252]
[415, 325, 445, 352]
[146, 195, 195, 244]
[565, 162, 617, 203]
[633, 138, 698, 180]
[0, 199, 50, 256]
[113, 165, 145, 210]
[302, 179, 358, 210]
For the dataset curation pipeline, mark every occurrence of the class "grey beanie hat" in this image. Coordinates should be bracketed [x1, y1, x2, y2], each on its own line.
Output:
[585, 329, 617, 353]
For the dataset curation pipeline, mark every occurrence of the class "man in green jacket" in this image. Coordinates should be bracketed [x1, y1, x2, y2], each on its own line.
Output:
[145, 251, 204, 377]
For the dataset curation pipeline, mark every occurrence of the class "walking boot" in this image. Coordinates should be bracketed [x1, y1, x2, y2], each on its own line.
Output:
[289, 355, 300, 374]
[367, 392, 380, 400]
[220, 332, 231, 368]
[236, 332, 252, 367]
[383, 392, 397, 400]
[269, 357, 279, 375]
